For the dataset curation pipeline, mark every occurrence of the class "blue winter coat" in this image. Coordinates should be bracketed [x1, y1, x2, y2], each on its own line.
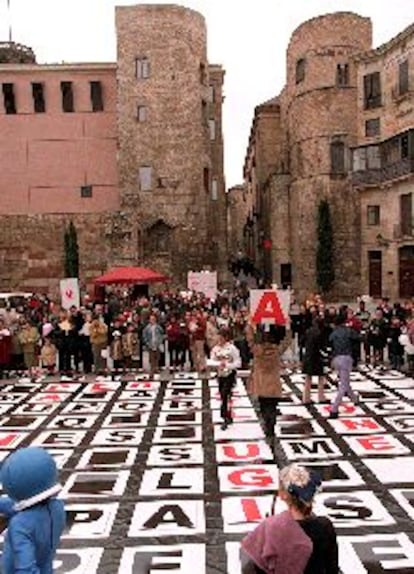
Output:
[1, 497, 65, 574]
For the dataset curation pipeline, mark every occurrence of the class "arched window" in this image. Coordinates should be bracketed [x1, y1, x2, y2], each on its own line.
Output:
[146, 220, 172, 254]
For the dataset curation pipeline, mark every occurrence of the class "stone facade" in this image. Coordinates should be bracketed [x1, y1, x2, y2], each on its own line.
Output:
[353, 24, 414, 300]
[0, 5, 226, 291]
[242, 12, 374, 299]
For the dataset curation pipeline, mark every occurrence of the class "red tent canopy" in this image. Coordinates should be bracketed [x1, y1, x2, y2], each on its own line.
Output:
[93, 267, 170, 285]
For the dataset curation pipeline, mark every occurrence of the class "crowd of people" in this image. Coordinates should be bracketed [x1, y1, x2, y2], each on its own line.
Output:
[0, 290, 412, 380]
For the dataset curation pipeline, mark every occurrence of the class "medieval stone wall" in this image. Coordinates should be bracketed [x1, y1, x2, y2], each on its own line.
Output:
[282, 12, 372, 298]
[115, 4, 216, 281]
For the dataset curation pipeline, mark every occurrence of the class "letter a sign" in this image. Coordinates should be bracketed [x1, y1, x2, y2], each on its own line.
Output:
[250, 290, 290, 326]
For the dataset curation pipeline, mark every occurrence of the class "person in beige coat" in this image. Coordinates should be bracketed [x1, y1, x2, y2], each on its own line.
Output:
[247, 322, 291, 448]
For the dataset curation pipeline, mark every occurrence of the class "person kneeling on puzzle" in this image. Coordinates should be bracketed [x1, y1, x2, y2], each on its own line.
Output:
[208, 327, 242, 430]
[0, 447, 66, 574]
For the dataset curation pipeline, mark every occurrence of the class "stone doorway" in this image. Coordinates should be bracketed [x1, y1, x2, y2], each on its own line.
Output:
[368, 251, 382, 298]
[399, 246, 414, 298]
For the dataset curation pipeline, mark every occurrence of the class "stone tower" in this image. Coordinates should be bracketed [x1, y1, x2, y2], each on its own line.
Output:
[115, 4, 223, 281]
[282, 12, 372, 297]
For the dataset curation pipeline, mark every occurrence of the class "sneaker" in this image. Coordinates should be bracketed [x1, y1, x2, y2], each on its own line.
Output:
[227, 416, 233, 425]
[220, 421, 228, 431]
[353, 392, 360, 405]
[328, 412, 339, 419]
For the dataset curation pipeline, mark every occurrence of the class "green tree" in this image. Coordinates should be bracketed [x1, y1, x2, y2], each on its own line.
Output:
[316, 199, 335, 293]
[64, 221, 79, 278]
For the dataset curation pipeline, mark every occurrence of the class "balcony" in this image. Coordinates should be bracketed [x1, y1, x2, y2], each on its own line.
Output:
[352, 158, 414, 186]
[393, 223, 414, 240]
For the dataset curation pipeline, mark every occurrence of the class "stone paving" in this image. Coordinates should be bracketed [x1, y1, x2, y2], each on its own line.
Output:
[0, 368, 413, 573]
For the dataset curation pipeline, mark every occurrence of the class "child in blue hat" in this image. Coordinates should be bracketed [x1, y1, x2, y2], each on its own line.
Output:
[0, 447, 66, 573]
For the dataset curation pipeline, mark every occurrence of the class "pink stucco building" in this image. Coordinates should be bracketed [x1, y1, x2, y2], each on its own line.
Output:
[0, 61, 119, 215]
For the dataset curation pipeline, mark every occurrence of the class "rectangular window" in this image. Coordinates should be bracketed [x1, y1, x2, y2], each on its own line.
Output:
[330, 141, 345, 174]
[32, 82, 45, 113]
[365, 118, 380, 137]
[203, 167, 210, 194]
[136, 57, 150, 80]
[208, 85, 215, 103]
[401, 133, 409, 159]
[336, 63, 349, 87]
[363, 72, 382, 109]
[199, 62, 206, 85]
[296, 58, 306, 84]
[352, 148, 367, 172]
[201, 100, 208, 124]
[2, 83, 16, 114]
[367, 205, 380, 225]
[399, 59, 409, 95]
[209, 119, 216, 140]
[80, 185, 93, 198]
[139, 166, 152, 191]
[401, 193, 413, 236]
[367, 145, 381, 169]
[61, 81, 74, 113]
[90, 81, 104, 112]
[137, 105, 147, 122]
[211, 178, 218, 201]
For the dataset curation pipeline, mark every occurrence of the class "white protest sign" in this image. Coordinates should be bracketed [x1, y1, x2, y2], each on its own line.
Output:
[60, 278, 80, 310]
[187, 271, 217, 300]
[250, 289, 290, 325]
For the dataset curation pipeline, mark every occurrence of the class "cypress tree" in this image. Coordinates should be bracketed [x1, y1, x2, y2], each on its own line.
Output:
[316, 200, 335, 294]
[64, 221, 79, 278]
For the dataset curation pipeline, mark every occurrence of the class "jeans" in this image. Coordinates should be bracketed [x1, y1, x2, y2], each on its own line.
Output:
[331, 354, 357, 413]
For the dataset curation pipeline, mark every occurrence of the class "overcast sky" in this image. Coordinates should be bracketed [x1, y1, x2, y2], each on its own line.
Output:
[1, 0, 413, 187]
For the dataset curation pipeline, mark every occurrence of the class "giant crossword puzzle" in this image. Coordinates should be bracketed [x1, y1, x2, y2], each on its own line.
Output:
[0, 368, 413, 573]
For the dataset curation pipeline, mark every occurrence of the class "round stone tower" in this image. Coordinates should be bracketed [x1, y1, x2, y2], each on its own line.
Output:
[115, 4, 212, 279]
[284, 12, 372, 298]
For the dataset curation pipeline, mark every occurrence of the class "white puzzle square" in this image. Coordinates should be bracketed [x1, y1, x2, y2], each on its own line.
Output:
[118, 545, 206, 574]
[389, 489, 414, 520]
[47, 415, 99, 430]
[385, 414, 414, 432]
[0, 414, 47, 430]
[216, 441, 273, 464]
[125, 380, 161, 391]
[211, 407, 258, 424]
[128, 500, 205, 537]
[338, 533, 414, 573]
[314, 490, 395, 528]
[44, 383, 81, 393]
[302, 460, 365, 488]
[314, 403, 366, 417]
[210, 396, 253, 410]
[160, 398, 203, 412]
[31, 430, 87, 448]
[28, 392, 70, 404]
[152, 425, 202, 444]
[118, 390, 158, 401]
[111, 400, 154, 413]
[344, 434, 410, 457]
[276, 418, 325, 438]
[139, 467, 204, 496]
[53, 548, 104, 574]
[157, 410, 202, 426]
[218, 464, 278, 493]
[281, 437, 342, 460]
[101, 412, 151, 428]
[327, 417, 386, 434]
[64, 502, 119, 538]
[362, 457, 414, 483]
[0, 431, 28, 449]
[61, 402, 107, 415]
[91, 428, 144, 447]
[61, 470, 130, 498]
[368, 399, 414, 415]
[213, 422, 265, 442]
[222, 494, 275, 533]
[147, 444, 204, 467]
[76, 447, 138, 469]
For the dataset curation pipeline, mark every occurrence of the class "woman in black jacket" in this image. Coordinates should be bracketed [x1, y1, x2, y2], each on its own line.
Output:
[302, 317, 328, 405]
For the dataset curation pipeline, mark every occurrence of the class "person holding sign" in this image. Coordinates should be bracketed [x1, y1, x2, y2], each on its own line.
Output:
[247, 289, 292, 451]
[209, 328, 241, 430]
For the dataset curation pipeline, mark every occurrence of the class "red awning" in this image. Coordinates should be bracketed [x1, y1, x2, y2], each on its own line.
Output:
[93, 267, 170, 285]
